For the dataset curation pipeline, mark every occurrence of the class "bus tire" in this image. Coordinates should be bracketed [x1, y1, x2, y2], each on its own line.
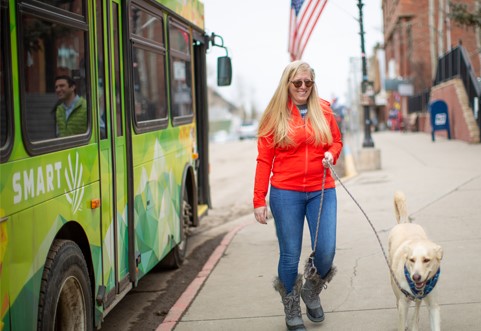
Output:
[37, 239, 93, 331]
[161, 186, 191, 269]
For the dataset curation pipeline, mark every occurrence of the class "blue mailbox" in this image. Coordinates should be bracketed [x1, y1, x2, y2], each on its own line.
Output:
[429, 100, 451, 141]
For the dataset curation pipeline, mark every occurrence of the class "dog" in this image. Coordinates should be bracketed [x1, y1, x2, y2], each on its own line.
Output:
[388, 191, 443, 331]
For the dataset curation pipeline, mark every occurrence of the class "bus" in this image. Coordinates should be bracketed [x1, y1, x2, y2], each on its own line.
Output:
[0, 0, 231, 329]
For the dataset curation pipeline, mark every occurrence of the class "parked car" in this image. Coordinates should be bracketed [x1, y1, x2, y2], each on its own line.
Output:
[238, 120, 258, 140]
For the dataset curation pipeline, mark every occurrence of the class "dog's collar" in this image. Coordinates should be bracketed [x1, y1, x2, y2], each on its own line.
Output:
[403, 265, 440, 300]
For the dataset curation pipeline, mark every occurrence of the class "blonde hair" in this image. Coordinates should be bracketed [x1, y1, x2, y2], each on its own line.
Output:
[258, 61, 333, 148]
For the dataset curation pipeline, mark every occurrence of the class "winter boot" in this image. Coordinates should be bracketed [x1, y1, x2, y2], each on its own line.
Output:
[301, 266, 337, 322]
[273, 275, 306, 331]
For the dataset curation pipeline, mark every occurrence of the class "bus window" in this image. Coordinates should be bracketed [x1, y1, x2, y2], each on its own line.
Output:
[112, 3, 123, 136]
[96, 0, 107, 139]
[40, 0, 84, 16]
[0, 0, 13, 162]
[1, 0, 8, 150]
[169, 21, 193, 122]
[130, 5, 168, 126]
[0, 50, 5, 148]
[21, 13, 89, 142]
[132, 47, 167, 122]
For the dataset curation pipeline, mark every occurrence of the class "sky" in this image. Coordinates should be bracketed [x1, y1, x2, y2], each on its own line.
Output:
[204, 0, 384, 116]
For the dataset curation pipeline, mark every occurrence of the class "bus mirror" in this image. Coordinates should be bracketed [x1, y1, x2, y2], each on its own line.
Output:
[209, 33, 232, 86]
[217, 56, 232, 86]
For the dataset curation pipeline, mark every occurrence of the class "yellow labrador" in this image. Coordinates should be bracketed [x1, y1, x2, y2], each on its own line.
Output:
[388, 191, 443, 331]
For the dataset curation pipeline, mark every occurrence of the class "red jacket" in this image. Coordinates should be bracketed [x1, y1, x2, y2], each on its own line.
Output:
[253, 98, 343, 208]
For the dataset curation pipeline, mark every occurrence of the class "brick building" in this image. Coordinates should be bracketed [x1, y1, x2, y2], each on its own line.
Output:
[381, 0, 481, 130]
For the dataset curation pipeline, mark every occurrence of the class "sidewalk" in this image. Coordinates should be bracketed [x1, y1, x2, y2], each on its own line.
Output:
[163, 131, 481, 331]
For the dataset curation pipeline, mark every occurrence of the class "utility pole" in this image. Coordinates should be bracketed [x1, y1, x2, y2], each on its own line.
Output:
[357, 0, 374, 148]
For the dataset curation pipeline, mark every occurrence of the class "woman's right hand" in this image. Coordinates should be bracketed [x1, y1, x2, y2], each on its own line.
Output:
[254, 206, 268, 224]
[323, 151, 333, 167]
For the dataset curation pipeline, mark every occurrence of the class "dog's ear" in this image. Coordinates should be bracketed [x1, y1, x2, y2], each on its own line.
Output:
[435, 244, 443, 261]
[402, 245, 411, 260]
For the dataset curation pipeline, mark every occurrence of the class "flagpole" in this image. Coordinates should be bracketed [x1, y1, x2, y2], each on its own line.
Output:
[357, 0, 374, 148]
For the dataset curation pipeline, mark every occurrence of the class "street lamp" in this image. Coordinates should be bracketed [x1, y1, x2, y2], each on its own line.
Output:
[357, 0, 374, 148]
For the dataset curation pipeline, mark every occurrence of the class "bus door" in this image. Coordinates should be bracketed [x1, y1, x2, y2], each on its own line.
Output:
[96, 0, 130, 309]
[193, 31, 211, 214]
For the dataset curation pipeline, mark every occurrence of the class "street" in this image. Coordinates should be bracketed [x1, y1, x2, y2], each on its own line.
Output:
[100, 139, 258, 330]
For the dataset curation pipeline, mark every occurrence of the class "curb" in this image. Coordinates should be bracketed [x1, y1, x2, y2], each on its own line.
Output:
[155, 219, 253, 331]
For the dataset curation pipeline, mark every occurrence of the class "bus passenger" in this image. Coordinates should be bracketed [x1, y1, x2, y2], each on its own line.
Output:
[54, 75, 87, 137]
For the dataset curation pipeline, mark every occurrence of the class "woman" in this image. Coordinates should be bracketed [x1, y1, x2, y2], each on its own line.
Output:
[253, 61, 343, 330]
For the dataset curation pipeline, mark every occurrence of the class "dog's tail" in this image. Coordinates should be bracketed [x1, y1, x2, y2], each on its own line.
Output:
[394, 191, 409, 224]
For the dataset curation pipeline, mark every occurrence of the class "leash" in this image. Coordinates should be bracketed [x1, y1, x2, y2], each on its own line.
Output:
[307, 160, 429, 301]
[303, 167, 327, 280]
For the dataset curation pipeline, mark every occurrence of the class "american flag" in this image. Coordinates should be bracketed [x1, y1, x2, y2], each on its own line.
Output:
[289, 0, 328, 61]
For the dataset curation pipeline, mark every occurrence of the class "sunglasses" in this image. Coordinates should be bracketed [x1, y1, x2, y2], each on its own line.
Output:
[290, 79, 314, 88]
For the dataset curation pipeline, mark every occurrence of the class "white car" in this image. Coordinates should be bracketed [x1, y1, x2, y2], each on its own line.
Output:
[238, 121, 258, 140]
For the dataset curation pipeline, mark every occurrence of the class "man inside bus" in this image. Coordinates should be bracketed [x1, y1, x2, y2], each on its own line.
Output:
[54, 75, 87, 137]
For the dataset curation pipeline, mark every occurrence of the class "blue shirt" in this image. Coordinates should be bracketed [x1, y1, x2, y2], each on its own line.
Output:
[298, 104, 308, 118]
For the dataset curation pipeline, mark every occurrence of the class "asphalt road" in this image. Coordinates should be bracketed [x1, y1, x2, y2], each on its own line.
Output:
[100, 139, 258, 330]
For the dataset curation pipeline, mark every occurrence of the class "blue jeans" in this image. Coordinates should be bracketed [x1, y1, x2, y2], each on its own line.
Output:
[269, 186, 337, 293]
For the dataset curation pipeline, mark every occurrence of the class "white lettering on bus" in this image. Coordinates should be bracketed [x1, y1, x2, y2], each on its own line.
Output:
[24, 169, 34, 200]
[13, 172, 21, 204]
[37, 166, 45, 195]
[46, 164, 54, 192]
[55, 162, 62, 188]
[12, 161, 63, 204]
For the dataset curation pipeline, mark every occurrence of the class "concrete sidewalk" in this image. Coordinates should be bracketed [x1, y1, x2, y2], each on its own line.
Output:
[164, 131, 481, 331]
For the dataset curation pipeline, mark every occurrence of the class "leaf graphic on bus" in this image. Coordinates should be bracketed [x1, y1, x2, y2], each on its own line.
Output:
[64, 152, 85, 214]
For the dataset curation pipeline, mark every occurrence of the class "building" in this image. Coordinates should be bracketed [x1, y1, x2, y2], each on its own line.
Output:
[382, 0, 481, 138]
[207, 88, 243, 142]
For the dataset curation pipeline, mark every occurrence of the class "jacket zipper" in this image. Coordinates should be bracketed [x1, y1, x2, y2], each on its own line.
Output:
[303, 118, 308, 189]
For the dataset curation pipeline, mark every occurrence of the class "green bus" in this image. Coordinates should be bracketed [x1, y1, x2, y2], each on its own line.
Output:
[0, 0, 231, 329]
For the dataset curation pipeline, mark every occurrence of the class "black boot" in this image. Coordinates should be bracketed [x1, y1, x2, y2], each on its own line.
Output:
[301, 266, 337, 322]
[273, 275, 306, 331]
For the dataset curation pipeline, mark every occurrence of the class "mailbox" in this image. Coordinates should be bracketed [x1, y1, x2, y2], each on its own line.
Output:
[429, 100, 451, 141]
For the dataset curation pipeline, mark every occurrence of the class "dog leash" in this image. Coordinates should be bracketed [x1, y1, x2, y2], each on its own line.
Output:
[303, 167, 327, 280]
[322, 161, 425, 301]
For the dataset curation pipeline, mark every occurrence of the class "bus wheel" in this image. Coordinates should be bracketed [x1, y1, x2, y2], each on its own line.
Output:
[38, 239, 93, 331]
[161, 186, 192, 269]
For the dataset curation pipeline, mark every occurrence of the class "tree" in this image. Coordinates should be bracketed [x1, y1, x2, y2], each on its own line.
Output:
[449, 1, 481, 28]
